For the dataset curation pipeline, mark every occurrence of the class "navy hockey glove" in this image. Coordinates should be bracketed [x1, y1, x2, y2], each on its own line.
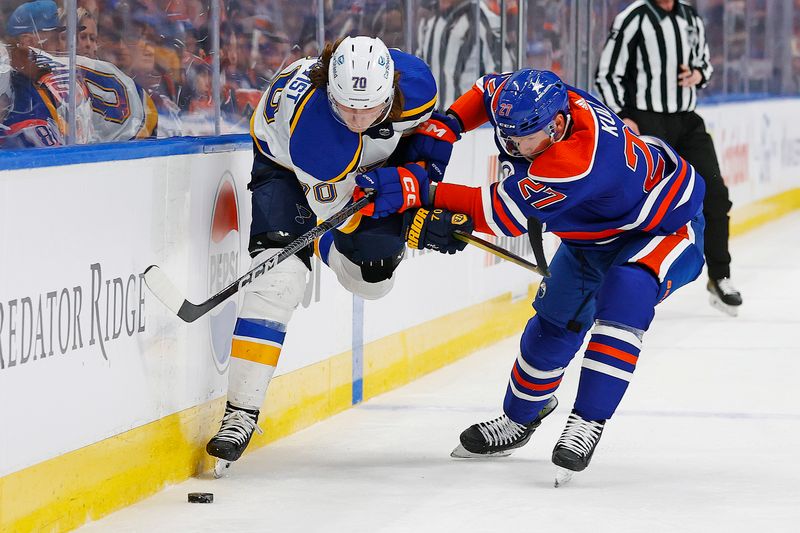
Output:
[406, 112, 462, 182]
[403, 207, 473, 255]
[354, 163, 429, 218]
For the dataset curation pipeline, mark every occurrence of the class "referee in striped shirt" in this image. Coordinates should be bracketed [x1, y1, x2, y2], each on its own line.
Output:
[594, 0, 743, 315]
[417, 0, 512, 109]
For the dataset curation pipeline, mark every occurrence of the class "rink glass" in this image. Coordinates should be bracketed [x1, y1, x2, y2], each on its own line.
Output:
[1, 0, 798, 147]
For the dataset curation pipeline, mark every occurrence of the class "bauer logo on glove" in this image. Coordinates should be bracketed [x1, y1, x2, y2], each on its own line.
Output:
[403, 207, 474, 255]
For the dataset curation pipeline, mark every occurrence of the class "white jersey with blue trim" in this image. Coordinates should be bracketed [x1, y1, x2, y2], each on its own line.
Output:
[250, 50, 437, 222]
[31, 49, 158, 142]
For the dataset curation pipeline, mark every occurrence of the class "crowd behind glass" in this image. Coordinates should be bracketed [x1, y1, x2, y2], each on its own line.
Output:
[0, 0, 797, 148]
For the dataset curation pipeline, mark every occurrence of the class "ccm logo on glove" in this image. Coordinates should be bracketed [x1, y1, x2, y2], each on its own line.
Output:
[421, 122, 453, 140]
[402, 174, 418, 208]
[354, 163, 430, 218]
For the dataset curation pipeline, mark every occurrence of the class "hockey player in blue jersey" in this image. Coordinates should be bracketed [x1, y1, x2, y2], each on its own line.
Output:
[0, 43, 64, 148]
[385, 69, 707, 485]
[206, 36, 470, 476]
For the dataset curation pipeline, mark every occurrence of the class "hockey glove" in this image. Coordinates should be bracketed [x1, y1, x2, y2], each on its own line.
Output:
[403, 207, 474, 255]
[405, 112, 462, 182]
[354, 163, 429, 218]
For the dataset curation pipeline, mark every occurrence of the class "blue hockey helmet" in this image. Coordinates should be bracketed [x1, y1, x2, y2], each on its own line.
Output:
[495, 69, 570, 157]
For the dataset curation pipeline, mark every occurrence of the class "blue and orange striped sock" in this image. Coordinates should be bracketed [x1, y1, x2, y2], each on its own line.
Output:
[575, 322, 643, 420]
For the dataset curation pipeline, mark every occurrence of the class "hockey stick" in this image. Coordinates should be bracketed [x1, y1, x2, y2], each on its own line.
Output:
[144, 191, 375, 323]
[453, 230, 550, 277]
[526, 217, 551, 278]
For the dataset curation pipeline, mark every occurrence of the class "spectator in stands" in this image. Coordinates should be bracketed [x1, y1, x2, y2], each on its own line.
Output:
[368, 0, 405, 48]
[0, 40, 65, 148]
[185, 61, 213, 115]
[5, 0, 64, 53]
[75, 8, 97, 58]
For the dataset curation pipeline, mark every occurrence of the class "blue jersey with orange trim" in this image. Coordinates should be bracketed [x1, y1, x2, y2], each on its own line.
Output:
[439, 74, 705, 247]
[250, 49, 437, 223]
[0, 71, 64, 149]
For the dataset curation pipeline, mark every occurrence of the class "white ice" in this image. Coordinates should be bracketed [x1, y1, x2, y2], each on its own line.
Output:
[79, 213, 800, 533]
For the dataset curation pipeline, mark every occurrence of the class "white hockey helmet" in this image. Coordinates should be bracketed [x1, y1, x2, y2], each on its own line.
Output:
[327, 36, 394, 132]
[0, 44, 13, 123]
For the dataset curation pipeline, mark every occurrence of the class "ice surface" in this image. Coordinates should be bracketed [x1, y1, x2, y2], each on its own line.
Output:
[78, 213, 800, 533]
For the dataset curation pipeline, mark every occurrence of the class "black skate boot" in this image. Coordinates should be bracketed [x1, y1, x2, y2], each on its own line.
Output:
[552, 410, 606, 487]
[207, 402, 262, 477]
[707, 278, 742, 317]
[451, 396, 558, 458]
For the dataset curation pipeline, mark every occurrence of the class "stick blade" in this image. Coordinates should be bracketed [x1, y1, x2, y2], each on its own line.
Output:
[143, 265, 186, 315]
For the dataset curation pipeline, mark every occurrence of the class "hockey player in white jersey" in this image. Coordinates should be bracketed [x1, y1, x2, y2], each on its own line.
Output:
[206, 36, 472, 476]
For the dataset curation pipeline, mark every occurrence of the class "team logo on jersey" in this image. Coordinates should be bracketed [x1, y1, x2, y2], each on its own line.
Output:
[208, 172, 241, 373]
[537, 281, 547, 299]
[295, 204, 314, 224]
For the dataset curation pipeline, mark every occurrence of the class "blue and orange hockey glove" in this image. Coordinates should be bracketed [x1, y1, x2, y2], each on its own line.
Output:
[354, 163, 430, 218]
[403, 207, 473, 254]
[405, 111, 462, 182]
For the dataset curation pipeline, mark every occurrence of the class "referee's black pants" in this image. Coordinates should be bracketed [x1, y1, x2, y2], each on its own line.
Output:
[625, 109, 733, 280]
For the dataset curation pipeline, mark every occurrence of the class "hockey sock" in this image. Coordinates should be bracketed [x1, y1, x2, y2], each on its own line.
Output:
[574, 264, 657, 420]
[503, 315, 582, 424]
[228, 318, 287, 409]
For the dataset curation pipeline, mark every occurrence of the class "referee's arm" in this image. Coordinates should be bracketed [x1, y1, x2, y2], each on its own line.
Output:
[594, 6, 642, 118]
[690, 12, 713, 88]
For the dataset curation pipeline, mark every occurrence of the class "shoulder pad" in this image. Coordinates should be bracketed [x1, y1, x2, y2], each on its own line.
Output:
[390, 49, 437, 122]
[289, 89, 362, 183]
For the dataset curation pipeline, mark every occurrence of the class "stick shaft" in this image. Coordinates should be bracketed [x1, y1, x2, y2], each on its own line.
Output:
[145, 192, 373, 322]
[453, 230, 548, 276]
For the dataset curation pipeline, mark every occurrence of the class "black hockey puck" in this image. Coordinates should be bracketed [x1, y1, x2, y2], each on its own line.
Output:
[187, 492, 214, 503]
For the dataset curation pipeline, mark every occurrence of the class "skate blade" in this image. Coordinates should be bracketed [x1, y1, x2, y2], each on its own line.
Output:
[709, 294, 739, 317]
[554, 467, 575, 488]
[450, 444, 514, 459]
[213, 459, 232, 478]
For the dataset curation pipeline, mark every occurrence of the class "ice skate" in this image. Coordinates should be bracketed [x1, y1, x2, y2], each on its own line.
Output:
[451, 396, 558, 458]
[707, 278, 742, 317]
[213, 459, 232, 479]
[206, 402, 262, 478]
[552, 410, 605, 487]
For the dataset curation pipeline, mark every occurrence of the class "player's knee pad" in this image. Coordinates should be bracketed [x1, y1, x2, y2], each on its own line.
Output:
[325, 244, 395, 300]
[249, 231, 313, 270]
[519, 314, 585, 371]
[356, 247, 405, 283]
[239, 249, 308, 323]
[595, 264, 658, 332]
